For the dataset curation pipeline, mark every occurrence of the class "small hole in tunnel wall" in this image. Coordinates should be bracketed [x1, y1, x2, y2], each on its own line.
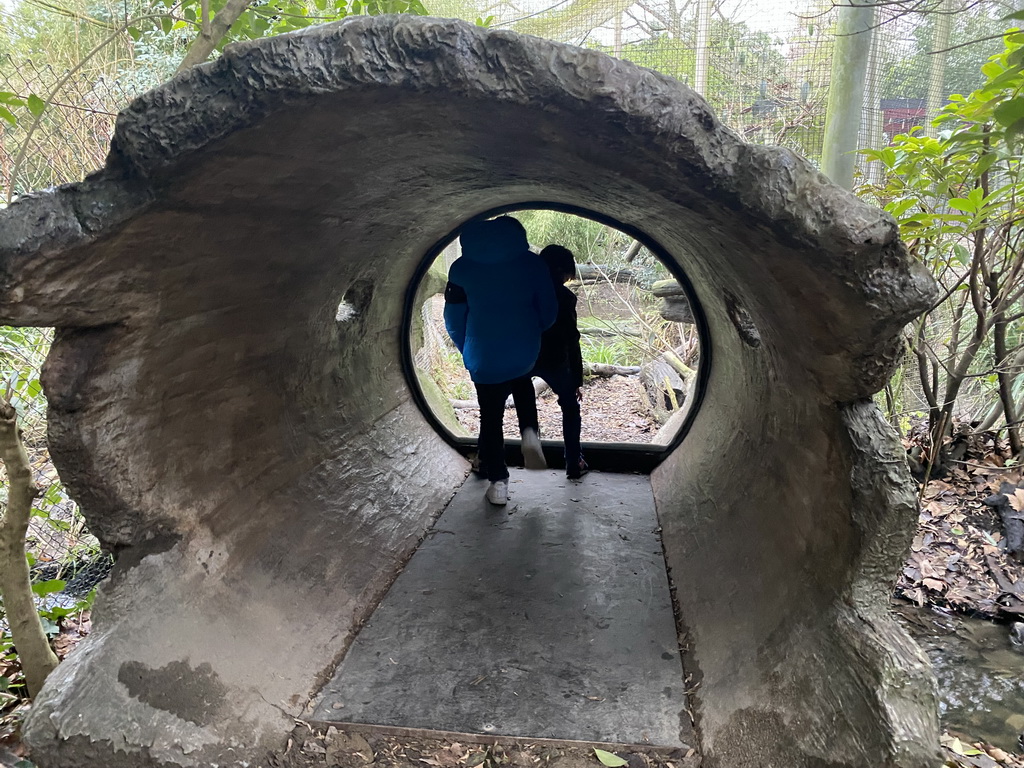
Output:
[405, 207, 707, 458]
[337, 279, 375, 323]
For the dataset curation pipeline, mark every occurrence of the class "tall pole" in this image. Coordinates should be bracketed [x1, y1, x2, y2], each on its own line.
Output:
[694, 0, 711, 95]
[613, 9, 623, 58]
[862, 22, 884, 184]
[820, 0, 876, 189]
[925, 0, 953, 137]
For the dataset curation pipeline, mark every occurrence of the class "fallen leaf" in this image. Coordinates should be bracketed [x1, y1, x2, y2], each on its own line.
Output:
[594, 749, 628, 767]
[1009, 490, 1024, 513]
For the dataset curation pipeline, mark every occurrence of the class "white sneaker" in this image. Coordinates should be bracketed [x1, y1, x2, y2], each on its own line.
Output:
[485, 480, 509, 505]
[521, 428, 547, 470]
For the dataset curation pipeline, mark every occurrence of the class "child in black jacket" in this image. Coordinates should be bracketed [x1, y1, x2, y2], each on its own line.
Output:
[531, 244, 587, 480]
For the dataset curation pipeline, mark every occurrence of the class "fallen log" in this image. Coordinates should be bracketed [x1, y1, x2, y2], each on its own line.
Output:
[585, 362, 640, 376]
[651, 279, 686, 297]
[984, 483, 1024, 562]
[574, 264, 637, 284]
[651, 279, 695, 324]
[579, 326, 641, 338]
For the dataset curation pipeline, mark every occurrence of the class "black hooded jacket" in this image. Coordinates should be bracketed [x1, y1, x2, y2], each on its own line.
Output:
[535, 282, 584, 388]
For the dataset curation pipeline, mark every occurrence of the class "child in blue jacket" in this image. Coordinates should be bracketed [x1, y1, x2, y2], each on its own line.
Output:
[444, 216, 558, 505]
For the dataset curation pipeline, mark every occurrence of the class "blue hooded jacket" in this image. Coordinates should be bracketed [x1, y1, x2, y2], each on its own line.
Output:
[444, 218, 558, 384]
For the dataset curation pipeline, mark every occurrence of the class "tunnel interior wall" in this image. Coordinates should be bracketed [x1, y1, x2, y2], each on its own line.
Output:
[0, 17, 940, 768]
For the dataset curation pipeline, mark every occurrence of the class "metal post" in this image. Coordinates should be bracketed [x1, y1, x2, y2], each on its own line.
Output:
[821, 0, 875, 189]
[926, 0, 953, 137]
[694, 0, 711, 95]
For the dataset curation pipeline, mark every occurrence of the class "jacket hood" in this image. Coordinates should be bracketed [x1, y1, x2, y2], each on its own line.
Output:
[459, 217, 529, 264]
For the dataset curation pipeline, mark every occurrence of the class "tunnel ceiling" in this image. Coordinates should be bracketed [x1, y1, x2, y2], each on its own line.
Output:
[0, 16, 942, 768]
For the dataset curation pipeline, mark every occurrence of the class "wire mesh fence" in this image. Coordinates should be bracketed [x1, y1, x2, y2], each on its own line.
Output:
[0, 0, 1016, 199]
[0, 326, 111, 610]
[1, 53, 147, 198]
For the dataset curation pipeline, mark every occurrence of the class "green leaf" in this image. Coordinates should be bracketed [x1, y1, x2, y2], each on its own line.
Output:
[948, 197, 976, 214]
[994, 96, 1024, 127]
[1006, 116, 1024, 146]
[31, 579, 66, 598]
[952, 243, 970, 266]
[1001, 8, 1024, 20]
[43, 483, 62, 505]
[974, 152, 998, 176]
[26, 94, 45, 118]
[951, 526, 965, 536]
[594, 750, 628, 767]
[981, 64, 1024, 92]
[886, 199, 916, 218]
[0, 91, 26, 106]
[39, 618, 59, 636]
[0, 105, 16, 125]
[982, 60, 1004, 79]
[161, 15, 173, 32]
[128, 26, 142, 40]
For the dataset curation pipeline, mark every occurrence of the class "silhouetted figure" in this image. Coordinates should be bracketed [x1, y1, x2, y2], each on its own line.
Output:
[512, 244, 586, 479]
[443, 216, 557, 505]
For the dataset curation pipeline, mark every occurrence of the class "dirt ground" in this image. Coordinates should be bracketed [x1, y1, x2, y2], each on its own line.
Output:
[454, 375, 660, 444]
[265, 724, 697, 768]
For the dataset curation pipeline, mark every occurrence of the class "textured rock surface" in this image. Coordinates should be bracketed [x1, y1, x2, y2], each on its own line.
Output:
[0, 16, 939, 768]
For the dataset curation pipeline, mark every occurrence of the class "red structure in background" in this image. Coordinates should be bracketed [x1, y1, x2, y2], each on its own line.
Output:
[881, 98, 927, 140]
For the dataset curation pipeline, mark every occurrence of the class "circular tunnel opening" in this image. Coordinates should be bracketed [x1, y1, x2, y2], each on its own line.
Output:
[402, 202, 711, 474]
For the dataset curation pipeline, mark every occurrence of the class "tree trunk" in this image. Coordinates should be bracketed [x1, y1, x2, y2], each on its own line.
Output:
[175, 0, 254, 73]
[993, 321, 1023, 455]
[976, 346, 1024, 432]
[0, 400, 59, 697]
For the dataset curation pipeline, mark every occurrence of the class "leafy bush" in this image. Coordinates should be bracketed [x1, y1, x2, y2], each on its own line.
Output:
[859, 30, 1024, 465]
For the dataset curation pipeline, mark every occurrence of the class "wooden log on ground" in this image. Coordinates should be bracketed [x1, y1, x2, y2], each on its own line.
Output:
[651, 279, 695, 324]
[574, 264, 637, 284]
[640, 354, 690, 424]
[651, 279, 686, 297]
[579, 326, 641, 338]
[661, 296, 695, 324]
[585, 362, 640, 376]
[984, 483, 1024, 562]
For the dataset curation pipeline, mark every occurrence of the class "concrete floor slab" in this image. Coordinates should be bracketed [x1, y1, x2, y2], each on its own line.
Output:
[311, 470, 690, 747]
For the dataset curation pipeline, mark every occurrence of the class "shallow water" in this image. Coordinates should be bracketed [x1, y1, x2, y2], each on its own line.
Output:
[900, 605, 1024, 752]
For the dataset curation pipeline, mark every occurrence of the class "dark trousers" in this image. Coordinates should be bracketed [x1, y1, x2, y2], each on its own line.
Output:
[511, 366, 582, 470]
[475, 375, 537, 482]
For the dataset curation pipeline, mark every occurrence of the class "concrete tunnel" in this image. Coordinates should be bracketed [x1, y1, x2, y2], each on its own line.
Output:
[0, 16, 943, 768]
